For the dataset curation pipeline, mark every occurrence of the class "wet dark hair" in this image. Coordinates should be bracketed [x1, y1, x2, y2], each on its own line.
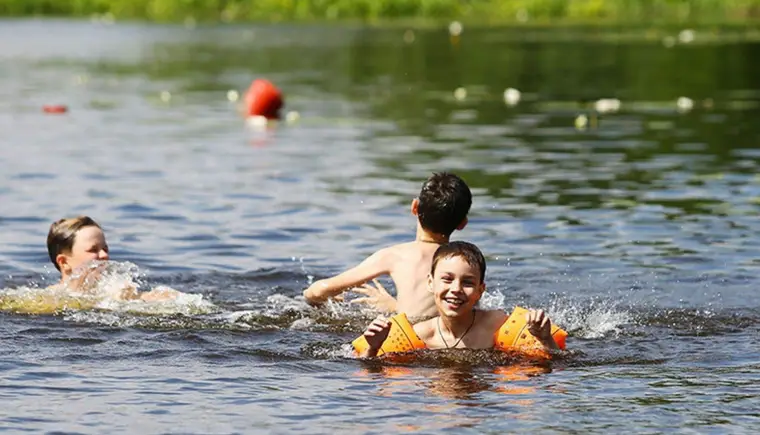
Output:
[430, 241, 486, 283]
[417, 172, 472, 236]
[47, 216, 101, 271]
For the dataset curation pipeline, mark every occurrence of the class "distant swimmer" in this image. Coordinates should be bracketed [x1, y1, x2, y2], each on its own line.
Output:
[46, 216, 180, 302]
[354, 242, 566, 358]
[303, 172, 472, 320]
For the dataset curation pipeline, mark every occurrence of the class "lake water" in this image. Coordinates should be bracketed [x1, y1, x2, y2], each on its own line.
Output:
[1, 19, 759, 434]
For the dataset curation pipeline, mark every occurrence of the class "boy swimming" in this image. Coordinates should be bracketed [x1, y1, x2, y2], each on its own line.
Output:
[359, 241, 561, 358]
[303, 172, 472, 319]
[47, 216, 179, 302]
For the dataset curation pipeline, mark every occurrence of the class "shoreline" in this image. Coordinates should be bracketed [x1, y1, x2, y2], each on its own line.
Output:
[2, 1, 760, 26]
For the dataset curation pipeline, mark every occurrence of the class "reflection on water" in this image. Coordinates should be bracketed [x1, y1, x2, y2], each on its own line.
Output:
[0, 19, 759, 433]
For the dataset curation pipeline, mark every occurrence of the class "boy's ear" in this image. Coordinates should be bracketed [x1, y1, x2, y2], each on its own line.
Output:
[411, 198, 420, 216]
[427, 273, 434, 293]
[56, 254, 70, 273]
[456, 217, 468, 231]
[472, 282, 486, 303]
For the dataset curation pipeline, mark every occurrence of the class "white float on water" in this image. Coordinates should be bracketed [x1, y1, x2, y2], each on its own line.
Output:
[454, 87, 467, 101]
[503, 88, 521, 106]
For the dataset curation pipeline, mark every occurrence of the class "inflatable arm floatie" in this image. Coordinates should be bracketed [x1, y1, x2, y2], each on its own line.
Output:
[352, 306, 567, 357]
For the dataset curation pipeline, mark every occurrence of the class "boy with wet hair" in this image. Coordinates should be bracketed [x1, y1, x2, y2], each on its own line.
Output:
[360, 241, 560, 357]
[47, 216, 179, 301]
[303, 172, 472, 319]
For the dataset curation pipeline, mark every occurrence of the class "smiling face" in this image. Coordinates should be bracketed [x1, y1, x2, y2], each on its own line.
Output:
[428, 254, 486, 318]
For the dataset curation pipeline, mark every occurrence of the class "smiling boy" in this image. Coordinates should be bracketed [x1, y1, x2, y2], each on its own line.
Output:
[360, 241, 560, 357]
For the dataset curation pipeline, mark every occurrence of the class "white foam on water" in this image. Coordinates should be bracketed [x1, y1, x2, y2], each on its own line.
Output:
[1, 261, 217, 317]
[309, 342, 356, 360]
[290, 318, 314, 330]
[264, 293, 311, 315]
[547, 298, 633, 339]
[474, 281, 634, 340]
[94, 290, 217, 316]
[63, 310, 138, 327]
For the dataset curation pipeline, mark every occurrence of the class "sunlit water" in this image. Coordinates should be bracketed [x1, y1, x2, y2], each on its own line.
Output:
[1, 19, 759, 433]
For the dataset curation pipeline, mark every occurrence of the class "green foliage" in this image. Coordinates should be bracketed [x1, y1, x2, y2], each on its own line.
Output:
[1, 0, 760, 22]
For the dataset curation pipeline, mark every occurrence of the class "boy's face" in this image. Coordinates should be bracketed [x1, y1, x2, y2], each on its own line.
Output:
[428, 255, 485, 317]
[58, 226, 109, 276]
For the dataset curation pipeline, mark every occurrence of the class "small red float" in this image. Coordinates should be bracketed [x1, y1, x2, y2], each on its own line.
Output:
[244, 79, 283, 119]
[42, 105, 68, 114]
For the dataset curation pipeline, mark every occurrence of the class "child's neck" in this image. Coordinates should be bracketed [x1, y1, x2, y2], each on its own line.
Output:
[440, 309, 477, 337]
[415, 224, 449, 245]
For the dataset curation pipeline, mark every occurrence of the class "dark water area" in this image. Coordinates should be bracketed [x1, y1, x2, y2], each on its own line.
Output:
[1, 19, 759, 433]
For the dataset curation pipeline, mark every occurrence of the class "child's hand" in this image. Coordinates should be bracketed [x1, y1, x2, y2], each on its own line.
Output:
[525, 309, 553, 342]
[303, 282, 330, 306]
[363, 316, 392, 356]
[349, 279, 397, 313]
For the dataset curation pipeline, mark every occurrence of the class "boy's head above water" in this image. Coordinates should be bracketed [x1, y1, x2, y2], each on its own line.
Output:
[431, 241, 486, 283]
[47, 216, 109, 279]
[414, 172, 472, 236]
[429, 241, 487, 316]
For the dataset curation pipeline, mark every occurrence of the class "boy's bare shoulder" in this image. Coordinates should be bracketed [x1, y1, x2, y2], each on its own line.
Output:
[413, 317, 437, 342]
[383, 241, 438, 261]
[372, 242, 422, 264]
[380, 241, 419, 255]
[372, 242, 408, 256]
[480, 309, 510, 330]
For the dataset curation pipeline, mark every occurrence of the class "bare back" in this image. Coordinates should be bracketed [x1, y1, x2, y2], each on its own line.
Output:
[386, 241, 442, 320]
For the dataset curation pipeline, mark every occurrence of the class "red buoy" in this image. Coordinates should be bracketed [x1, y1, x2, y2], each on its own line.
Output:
[42, 105, 68, 114]
[244, 79, 283, 119]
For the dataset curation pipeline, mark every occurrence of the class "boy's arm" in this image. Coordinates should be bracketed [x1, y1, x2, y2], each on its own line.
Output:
[303, 249, 392, 305]
[140, 287, 181, 302]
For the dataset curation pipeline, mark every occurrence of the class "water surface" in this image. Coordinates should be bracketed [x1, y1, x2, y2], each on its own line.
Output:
[1, 19, 759, 433]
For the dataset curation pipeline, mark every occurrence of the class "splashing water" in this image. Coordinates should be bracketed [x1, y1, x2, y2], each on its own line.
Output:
[547, 297, 633, 339]
[0, 261, 216, 316]
[477, 284, 633, 340]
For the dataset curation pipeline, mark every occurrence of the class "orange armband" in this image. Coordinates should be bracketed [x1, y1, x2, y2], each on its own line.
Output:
[352, 313, 427, 356]
[494, 306, 567, 358]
